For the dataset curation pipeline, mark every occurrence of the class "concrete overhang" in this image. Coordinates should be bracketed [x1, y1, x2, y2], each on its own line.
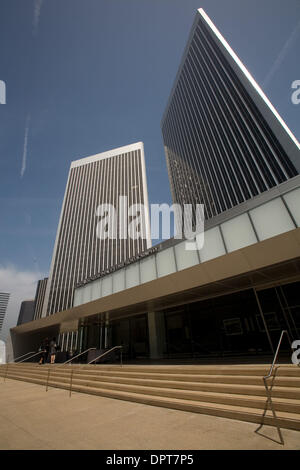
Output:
[11, 227, 300, 336]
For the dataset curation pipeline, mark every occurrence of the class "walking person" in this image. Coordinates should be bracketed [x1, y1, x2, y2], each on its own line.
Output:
[39, 337, 49, 365]
[49, 337, 57, 364]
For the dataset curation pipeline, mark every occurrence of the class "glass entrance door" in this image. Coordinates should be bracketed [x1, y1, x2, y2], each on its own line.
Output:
[111, 314, 149, 360]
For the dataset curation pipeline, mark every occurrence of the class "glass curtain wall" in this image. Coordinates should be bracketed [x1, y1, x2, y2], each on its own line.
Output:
[77, 313, 149, 361]
[111, 314, 149, 360]
[163, 281, 300, 358]
[73, 281, 299, 361]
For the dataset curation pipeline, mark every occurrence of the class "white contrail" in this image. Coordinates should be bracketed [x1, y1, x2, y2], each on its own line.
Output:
[263, 18, 300, 88]
[33, 0, 44, 35]
[21, 114, 30, 179]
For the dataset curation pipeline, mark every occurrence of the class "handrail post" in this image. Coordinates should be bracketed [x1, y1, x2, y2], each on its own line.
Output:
[3, 363, 9, 382]
[43, 345, 123, 393]
[69, 367, 74, 398]
[46, 367, 51, 392]
[258, 330, 295, 445]
[1, 350, 45, 384]
[3, 350, 46, 384]
[263, 374, 284, 445]
[45, 347, 96, 393]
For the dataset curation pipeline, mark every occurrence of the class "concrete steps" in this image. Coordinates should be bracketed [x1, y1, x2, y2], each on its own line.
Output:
[1, 363, 300, 430]
[3, 366, 300, 399]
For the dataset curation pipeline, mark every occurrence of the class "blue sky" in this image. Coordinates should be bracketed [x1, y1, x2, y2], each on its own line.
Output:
[0, 0, 299, 336]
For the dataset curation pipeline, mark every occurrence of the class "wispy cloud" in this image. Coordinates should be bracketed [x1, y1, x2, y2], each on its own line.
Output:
[20, 114, 30, 179]
[33, 0, 44, 35]
[0, 264, 44, 342]
[263, 19, 300, 89]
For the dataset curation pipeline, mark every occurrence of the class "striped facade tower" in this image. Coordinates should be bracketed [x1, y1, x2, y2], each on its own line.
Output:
[33, 278, 48, 320]
[42, 142, 151, 316]
[0, 293, 10, 332]
[161, 9, 300, 221]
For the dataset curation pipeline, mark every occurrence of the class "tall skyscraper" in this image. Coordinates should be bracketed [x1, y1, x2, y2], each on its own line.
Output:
[33, 278, 48, 320]
[42, 142, 151, 316]
[0, 293, 10, 332]
[161, 9, 300, 221]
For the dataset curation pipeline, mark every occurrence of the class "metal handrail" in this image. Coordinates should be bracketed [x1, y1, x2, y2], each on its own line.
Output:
[13, 351, 35, 363]
[87, 345, 123, 365]
[45, 345, 123, 396]
[3, 350, 46, 382]
[66, 346, 123, 397]
[46, 347, 96, 391]
[260, 330, 293, 445]
[264, 330, 292, 382]
[59, 347, 97, 366]
[13, 350, 46, 364]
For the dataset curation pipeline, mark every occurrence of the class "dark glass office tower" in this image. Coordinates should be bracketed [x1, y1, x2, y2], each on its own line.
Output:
[17, 300, 35, 326]
[161, 9, 300, 220]
[42, 143, 151, 316]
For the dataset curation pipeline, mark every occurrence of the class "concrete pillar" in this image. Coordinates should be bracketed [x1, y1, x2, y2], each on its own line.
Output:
[147, 311, 166, 359]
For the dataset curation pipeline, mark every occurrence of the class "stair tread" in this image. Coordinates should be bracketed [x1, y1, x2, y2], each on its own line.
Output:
[2, 370, 300, 391]
[54, 377, 300, 404]
[5, 364, 300, 381]
[3, 371, 300, 405]
[62, 383, 300, 421]
[6, 371, 300, 389]
[5, 372, 300, 421]
[4, 364, 300, 377]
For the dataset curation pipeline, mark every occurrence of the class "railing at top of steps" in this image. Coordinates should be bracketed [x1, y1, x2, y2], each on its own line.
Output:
[46, 347, 96, 392]
[46, 346, 123, 396]
[14, 351, 36, 362]
[2, 350, 46, 382]
[257, 330, 299, 445]
[264, 330, 293, 379]
[67, 346, 123, 397]
[87, 346, 123, 365]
